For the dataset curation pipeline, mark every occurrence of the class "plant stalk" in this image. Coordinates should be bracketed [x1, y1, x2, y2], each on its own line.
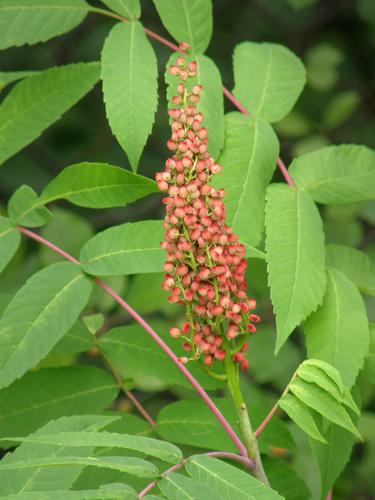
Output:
[225, 355, 270, 486]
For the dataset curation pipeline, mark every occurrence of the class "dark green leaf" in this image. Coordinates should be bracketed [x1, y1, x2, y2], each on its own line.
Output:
[101, 0, 140, 18]
[263, 457, 310, 500]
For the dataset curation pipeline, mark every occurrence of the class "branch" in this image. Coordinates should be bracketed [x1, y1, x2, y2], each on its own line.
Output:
[89, 6, 295, 187]
[18, 226, 247, 458]
[138, 451, 256, 498]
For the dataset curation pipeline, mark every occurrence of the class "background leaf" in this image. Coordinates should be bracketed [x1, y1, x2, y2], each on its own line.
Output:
[0, 70, 39, 91]
[153, 0, 213, 54]
[213, 113, 279, 248]
[80, 220, 164, 276]
[326, 244, 375, 296]
[0, 62, 100, 166]
[7, 185, 52, 227]
[101, 21, 158, 171]
[0, 0, 89, 49]
[40, 162, 158, 209]
[0, 217, 20, 274]
[233, 41, 306, 122]
[265, 184, 326, 351]
[0, 262, 93, 389]
[0, 365, 118, 441]
[289, 145, 375, 204]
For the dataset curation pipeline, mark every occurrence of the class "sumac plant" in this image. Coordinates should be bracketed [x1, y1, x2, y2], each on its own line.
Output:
[0, 1, 374, 499]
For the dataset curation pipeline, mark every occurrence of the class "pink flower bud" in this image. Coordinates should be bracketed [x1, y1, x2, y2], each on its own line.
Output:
[188, 61, 197, 72]
[170, 65, 180, 76]
[170, 327, 181, 338]
[249, 314, 261, 323]
[179, 42, 190, 52]
[247, 323, 257, 333]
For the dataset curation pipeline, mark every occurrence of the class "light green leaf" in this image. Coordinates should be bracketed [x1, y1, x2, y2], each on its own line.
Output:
[362, 323, 375, 384]
[186, 455, 283, 499]
[213, 113, 279, 248]
[0, 414, 118, 495]
[101, 21, 158, 171]
[0, 262, 93, 389]
[83, 313, 104, 334]
[0, 62, 100, 166]
[165, 53, 224, 160]
[265, 184, 326, 352]
[153, 0, 213, 54]
[39, 162, 157, 209]
[0, 365, 118, 441]
[160, 472, 217, 499]
[0, 455, 158, 478]
[5, 431, 182, 465]
[289, 145, 375, 204]
[233, 42, 306, 122]
[280, 394, 327, 444]
[326, 244, 375, 296]
[304, 267, 369, 388]
[0, 70, 38, 91]
[0, 216, 20, 274]
[100, 0, 140, 18]
[302, 359, 343, 392]
[7, 185, 52, 227]
[289, 378, 361, 439]
[156, 398, 295, 455]
[0, 483, 137, 499]
[98, 323, 221, 391]
[0, 0, 89, 49]
[80, 220, 164, 276]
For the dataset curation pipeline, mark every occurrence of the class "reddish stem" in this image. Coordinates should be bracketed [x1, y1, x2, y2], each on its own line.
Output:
[18, 226, 247, 458]
[277, 157, 295, 187]
[254, 400, 279, 438]
[138, 451, 255, 498]
[326, 490, 333, 500]
[125, 390, 157, 428]
[223, 86, 250, 116]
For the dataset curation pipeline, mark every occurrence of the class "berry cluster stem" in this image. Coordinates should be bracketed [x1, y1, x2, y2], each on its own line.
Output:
[225, 355, 270, 485]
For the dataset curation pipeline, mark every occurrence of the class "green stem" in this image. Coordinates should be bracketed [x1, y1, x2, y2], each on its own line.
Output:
[225, 355, 270, 486]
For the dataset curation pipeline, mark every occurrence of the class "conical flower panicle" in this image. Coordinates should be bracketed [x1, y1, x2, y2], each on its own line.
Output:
[156, 43, 260, 371]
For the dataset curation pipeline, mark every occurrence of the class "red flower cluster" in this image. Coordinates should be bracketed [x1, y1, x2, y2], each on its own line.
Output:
[156, 43, 260, 372]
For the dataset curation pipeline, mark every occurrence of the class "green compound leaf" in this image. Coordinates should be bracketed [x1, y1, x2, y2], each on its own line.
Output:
[326, 244, 375, 296]
[213, 113, 279, 248]
[289, 145, 375, 204]
[265, 184, 326, 352]
[4, 431, 182, 465]
[0, 262, 93, 389]
[304, 267, 369, 388]
[159, 472, 218, 499]
[0, 62, 100, 167]
[165, 53, 225, 160]
[0, 365, 118, 441]
[153, 0, 213, 54]
[0, 414, 119, 495]
[233, 41, 306, 123]
[40, 162, 158, 209]
[186, 455, 283, 499]
[0, 217, 20, 274]
[100, 0, 140, 18]
[101, 21, 158, 172]
[289, 378, 361, 439]
[7, 185, 52, 227]
[279, 394, 327, 444]
[0, 0, 89, 49]
[0, 484, 137, 499]
[80, 220, 164, 276]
